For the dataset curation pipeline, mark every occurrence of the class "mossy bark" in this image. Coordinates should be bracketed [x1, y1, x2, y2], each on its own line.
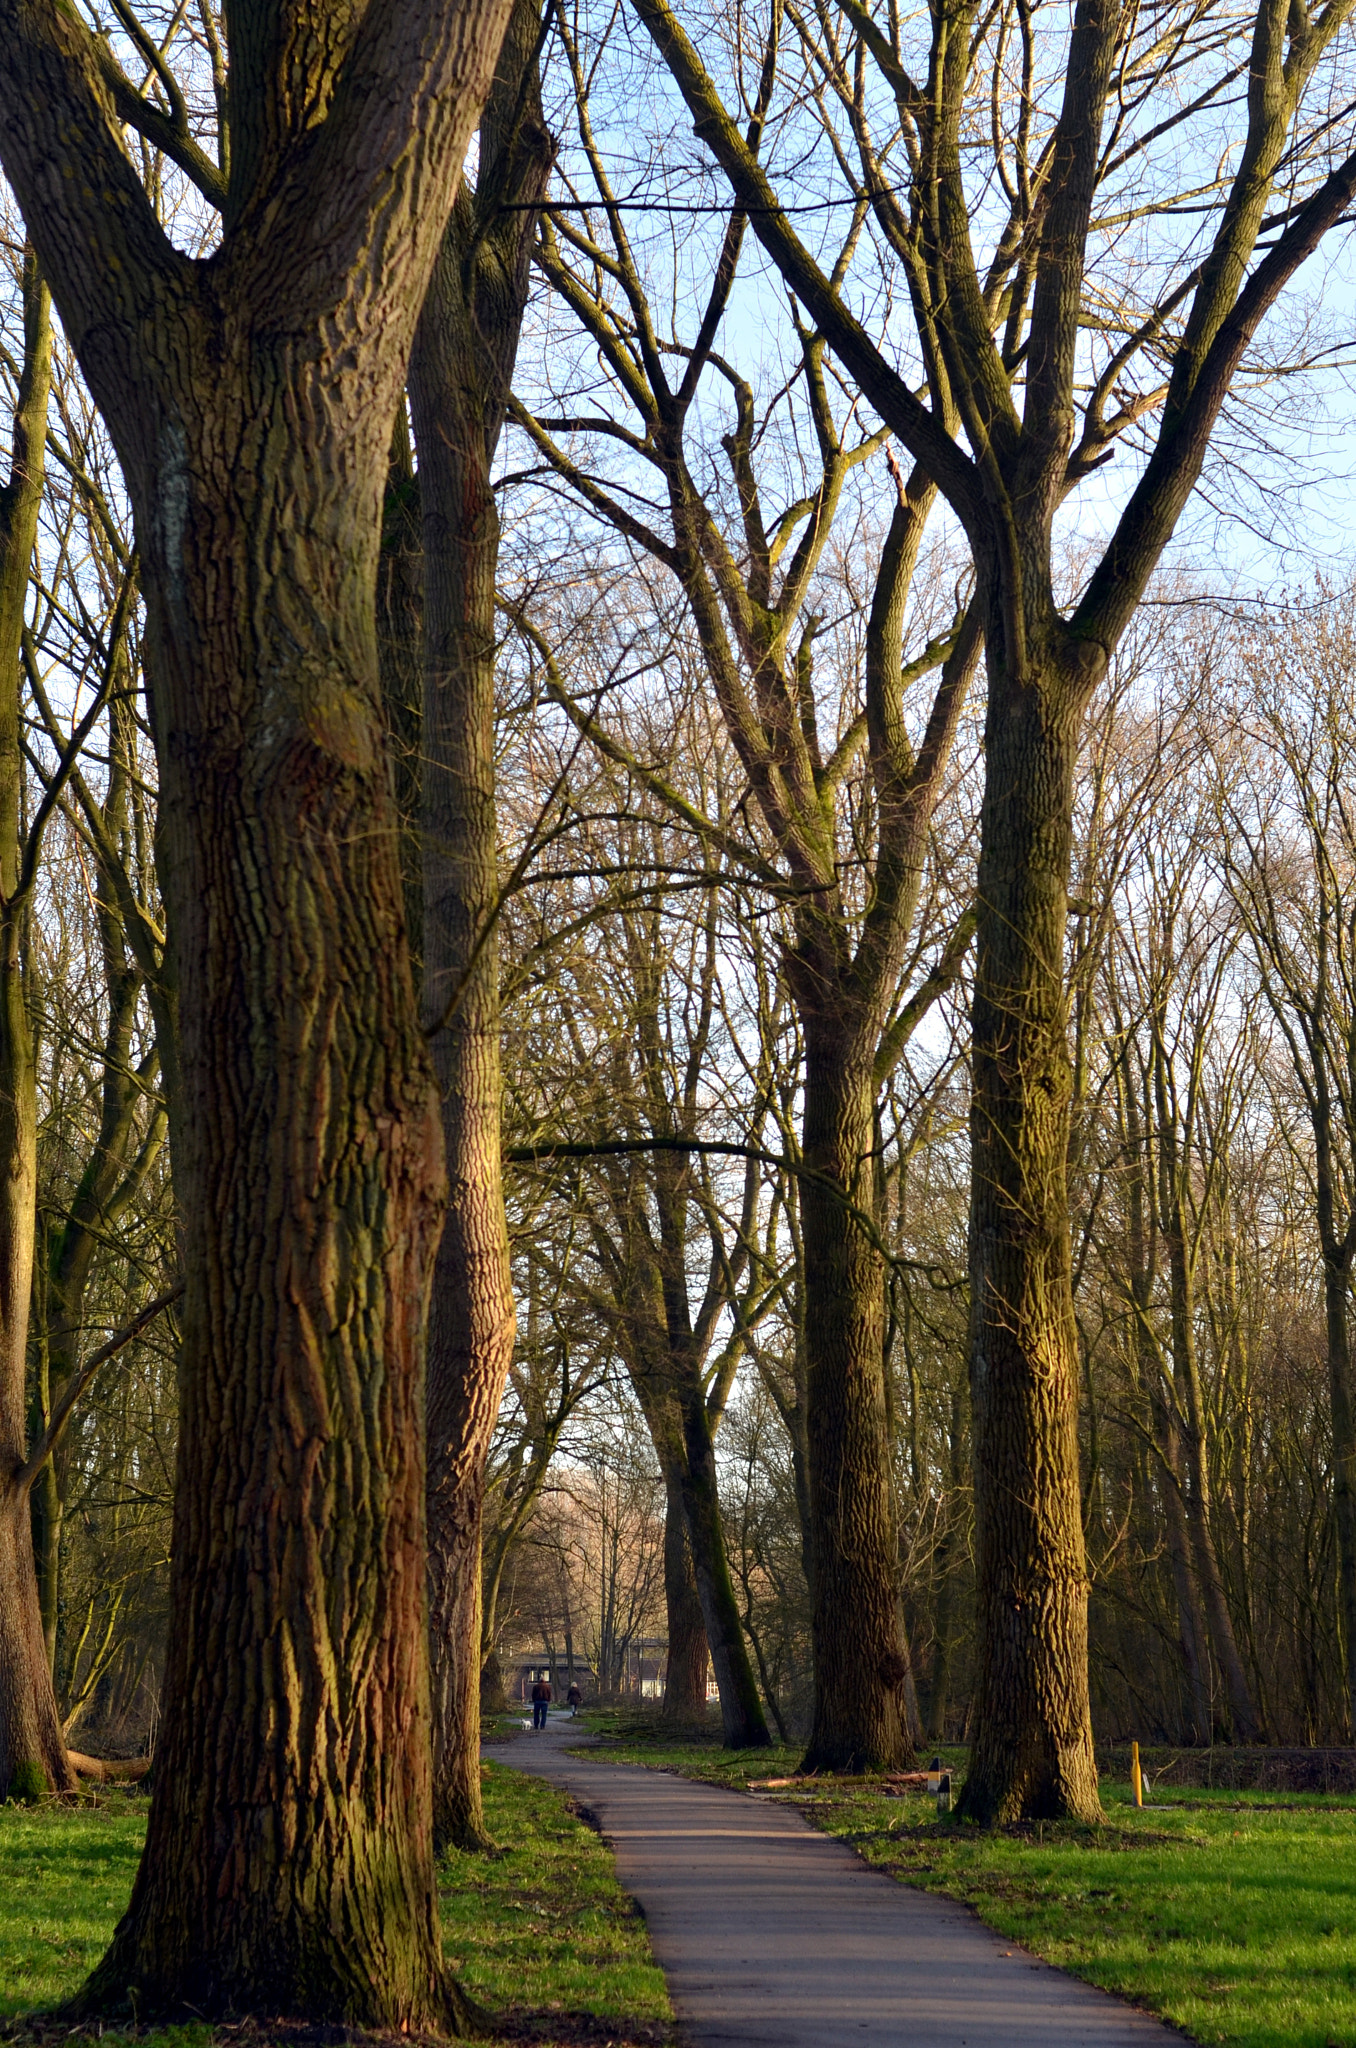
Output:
[958, 644, 1101, 1826]
[0, 0, 517, 2019]
[70, 343, 454, 2022]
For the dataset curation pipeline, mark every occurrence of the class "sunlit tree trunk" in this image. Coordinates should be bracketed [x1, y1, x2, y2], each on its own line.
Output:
[960, 643, 1101, 1824]
[74, 338, 451, 2022]
[0, 252, 73, 1803]
[410, 0, 552, 1853]
[0, 0, 520, 2007]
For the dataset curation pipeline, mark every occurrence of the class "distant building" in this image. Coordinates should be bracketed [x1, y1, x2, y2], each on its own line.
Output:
[502, 1634, 717, 1703]
[508, 1653, 597, 1702]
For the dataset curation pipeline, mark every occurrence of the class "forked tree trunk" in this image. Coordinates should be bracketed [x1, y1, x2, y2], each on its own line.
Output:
[71, 336, 452, 2031]
[798, 1025, 912, 1773]
[630, 1354, 767, 1744]
[0, 252, 74, 1803]
[959, 655, 1100, 1825]
[619, 1154, 770, 1749]
[409, 0, 551, 1854]
[661, 1471, 709, 1720]
[0, 0, 517, 2021]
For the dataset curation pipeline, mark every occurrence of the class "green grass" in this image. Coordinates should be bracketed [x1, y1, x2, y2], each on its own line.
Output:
[582, 1714, 1356, 2048]
[441, 1759, 671, 2033]
[0, 1788, 150, 2021]
[0, 1764, 670, 2048]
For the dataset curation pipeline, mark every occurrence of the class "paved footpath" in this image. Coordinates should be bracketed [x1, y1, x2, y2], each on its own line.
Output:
[501, 1714, 1186, 2048]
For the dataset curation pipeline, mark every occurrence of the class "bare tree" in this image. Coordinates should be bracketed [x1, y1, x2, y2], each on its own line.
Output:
[630, 0, 1356, 1817]
[1218, 596, 1356, 1731]
[516, 8, 978, 1767]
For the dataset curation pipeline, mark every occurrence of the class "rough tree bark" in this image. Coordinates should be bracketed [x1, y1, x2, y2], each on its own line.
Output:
[794, 1023, 911, 1768]
[0, 0, 515, 2021]
[660, 1469, 710, 1719]
[962, 648, 1101, 1818]
[408, 0, 553, 1855]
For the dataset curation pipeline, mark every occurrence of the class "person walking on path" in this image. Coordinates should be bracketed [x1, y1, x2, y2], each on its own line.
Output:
[530, 1676, 552, 1729]
[567, 1681, 583, 1716]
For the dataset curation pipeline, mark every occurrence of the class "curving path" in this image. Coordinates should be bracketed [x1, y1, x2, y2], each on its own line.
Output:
[501, 1715, 1187, 2048]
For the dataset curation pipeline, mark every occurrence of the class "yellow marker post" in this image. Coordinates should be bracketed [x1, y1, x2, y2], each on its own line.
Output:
[1131, 1739, 1143, 1808]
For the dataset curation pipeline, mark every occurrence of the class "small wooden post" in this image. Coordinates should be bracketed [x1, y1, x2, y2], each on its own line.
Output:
[936, 1770, 952, 1818]
[1131, 1740, 1143, 1808]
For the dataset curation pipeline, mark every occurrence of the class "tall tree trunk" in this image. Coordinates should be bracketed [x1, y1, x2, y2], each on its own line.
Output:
[0, 0, 518, 2020]
[1325, 1249, 1356, 1732]
[959, 660, 1100, 1825]
[1161, 1188, 1261, 1742]
[1120, 1037, 1212, 1743]
[628, 1344, 767, 1744]
[798, 1025, 913, 1773]
[661, 1469, 709, 1720]
[410, 307, 514, 1846]
[634, 1153, 770, 1749]
[0, 251, 73, 1803]
[409, 0, 551, 1855]
[926, 1385, 965, 1743]
[1149, 1390, 1213, 1743]
[674, 1380, 770, 1746]
[73, 350, 452, 2025]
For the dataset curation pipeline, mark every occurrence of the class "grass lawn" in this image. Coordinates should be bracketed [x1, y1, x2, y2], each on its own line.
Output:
[442, 1758, 671, 2036]
[581, 1711, 1356, 2048]
[0, 1762, 671, 2048]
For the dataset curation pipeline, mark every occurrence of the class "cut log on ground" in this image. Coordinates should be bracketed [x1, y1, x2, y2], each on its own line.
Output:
[67, 1751, 151, 1783]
